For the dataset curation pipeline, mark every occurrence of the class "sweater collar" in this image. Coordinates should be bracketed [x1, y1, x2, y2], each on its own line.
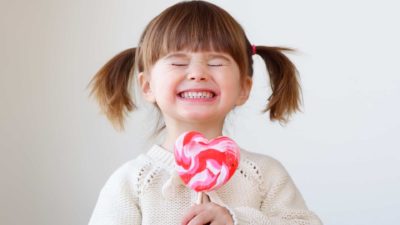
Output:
[147, 145, 184, 199]
[146, 144, 175, 168]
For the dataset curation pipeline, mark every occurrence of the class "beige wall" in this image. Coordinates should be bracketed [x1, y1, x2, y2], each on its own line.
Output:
[1, 0, 399, 224]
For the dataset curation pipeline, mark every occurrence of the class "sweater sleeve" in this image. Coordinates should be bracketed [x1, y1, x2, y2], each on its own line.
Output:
[88, 160, 143, 225]
[226, 158, 322, 225]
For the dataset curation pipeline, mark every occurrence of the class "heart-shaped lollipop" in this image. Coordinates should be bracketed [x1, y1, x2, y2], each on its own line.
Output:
[174, 131, 240, 192]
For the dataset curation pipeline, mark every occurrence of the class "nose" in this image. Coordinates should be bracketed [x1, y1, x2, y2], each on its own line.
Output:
[188, 73, 208, 81]
[187, 63, 209, 81]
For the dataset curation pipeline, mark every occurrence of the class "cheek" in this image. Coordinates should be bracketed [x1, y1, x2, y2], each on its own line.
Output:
[219, 70, 242, 91]
[151, 78, 177, 99]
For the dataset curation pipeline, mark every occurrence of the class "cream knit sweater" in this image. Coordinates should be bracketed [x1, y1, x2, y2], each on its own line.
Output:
[88, 145, 322, 225]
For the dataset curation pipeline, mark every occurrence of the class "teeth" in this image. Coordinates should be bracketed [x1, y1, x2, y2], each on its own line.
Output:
[180, 91, 214, 99]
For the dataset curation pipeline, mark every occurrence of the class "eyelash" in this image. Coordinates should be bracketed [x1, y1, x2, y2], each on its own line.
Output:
[171, 64, 223, 67]
[171, 63, 187, 67]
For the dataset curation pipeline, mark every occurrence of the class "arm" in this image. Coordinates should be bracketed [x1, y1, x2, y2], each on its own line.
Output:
[227, 160, 322, 225]
[228, 177, 322, 225]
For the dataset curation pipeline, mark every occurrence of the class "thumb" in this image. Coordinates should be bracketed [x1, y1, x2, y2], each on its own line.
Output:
[202, 193, 210, 203]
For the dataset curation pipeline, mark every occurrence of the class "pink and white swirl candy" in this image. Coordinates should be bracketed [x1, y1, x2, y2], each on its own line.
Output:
[174, 131, 240, 192]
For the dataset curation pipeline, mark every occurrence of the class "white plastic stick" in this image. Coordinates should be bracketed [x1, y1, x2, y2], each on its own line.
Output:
[196, 192, 203, 204]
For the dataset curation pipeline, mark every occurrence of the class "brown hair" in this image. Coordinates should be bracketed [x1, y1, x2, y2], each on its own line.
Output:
[88, 0, 302, 131]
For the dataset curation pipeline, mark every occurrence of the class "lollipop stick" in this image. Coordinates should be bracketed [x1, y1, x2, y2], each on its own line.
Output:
[196, 192, 211, 204]
[196, 192, 203, 204]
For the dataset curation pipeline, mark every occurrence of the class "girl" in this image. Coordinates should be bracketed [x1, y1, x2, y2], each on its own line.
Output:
[88, 1, 322, 225]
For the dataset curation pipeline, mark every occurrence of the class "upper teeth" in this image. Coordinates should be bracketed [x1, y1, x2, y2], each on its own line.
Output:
[180, 91, 214, 99]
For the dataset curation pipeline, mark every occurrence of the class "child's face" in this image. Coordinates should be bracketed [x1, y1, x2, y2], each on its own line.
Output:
[138, 51, 252, 126]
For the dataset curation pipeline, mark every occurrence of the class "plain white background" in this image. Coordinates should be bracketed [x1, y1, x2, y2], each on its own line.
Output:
[1, 0, 399, 224]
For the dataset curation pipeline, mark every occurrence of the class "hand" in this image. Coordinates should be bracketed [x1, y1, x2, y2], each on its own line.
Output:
[181, 194, 234, 225]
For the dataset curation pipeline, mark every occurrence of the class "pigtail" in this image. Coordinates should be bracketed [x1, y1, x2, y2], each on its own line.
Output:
[255, 46, 302, 124]
[87, 48, 136, 131]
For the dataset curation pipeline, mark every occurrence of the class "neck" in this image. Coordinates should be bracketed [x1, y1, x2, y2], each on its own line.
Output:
[161, 118, 225, 152]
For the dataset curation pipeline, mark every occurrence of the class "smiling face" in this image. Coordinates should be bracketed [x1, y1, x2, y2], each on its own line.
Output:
[134, 1, 255, 132]
[138, 51, 252, 127]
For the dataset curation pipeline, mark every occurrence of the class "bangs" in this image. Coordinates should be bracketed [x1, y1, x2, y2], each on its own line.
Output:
[159, 4, 239, 55]
[139, 1, 250, 74]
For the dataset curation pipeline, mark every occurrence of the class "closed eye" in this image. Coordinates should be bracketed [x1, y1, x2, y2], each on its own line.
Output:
[208, 64, 223, 67]
[171, 63, 188, 67]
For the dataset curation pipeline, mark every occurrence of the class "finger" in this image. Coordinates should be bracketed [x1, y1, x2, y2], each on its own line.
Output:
[210, 205, 234, 225]
[181, 204, 205, 225]
[181, 208, 196, 225]
[202, 193, 210, 203]
[187, 211, 213, 225]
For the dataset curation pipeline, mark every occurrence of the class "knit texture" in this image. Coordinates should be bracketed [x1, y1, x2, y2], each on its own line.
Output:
[88, 145, 322, 225]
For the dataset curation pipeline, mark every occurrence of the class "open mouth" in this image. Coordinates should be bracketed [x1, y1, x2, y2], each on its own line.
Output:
[177, 91, 217, 99]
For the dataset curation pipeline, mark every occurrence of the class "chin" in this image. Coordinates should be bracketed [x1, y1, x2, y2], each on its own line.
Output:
[180, 113, 218, 123]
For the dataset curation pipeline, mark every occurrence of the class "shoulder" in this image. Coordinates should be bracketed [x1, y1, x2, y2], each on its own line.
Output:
[240, 148, 288, 176]
[99, 153, 154, 196]
[238, 148, 291, 194]
[100, 146, 175, 196]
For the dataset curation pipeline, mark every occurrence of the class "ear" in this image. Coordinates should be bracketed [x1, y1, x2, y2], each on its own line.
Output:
[235, 76, 252, 106]
[138, 72, 156, 103]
